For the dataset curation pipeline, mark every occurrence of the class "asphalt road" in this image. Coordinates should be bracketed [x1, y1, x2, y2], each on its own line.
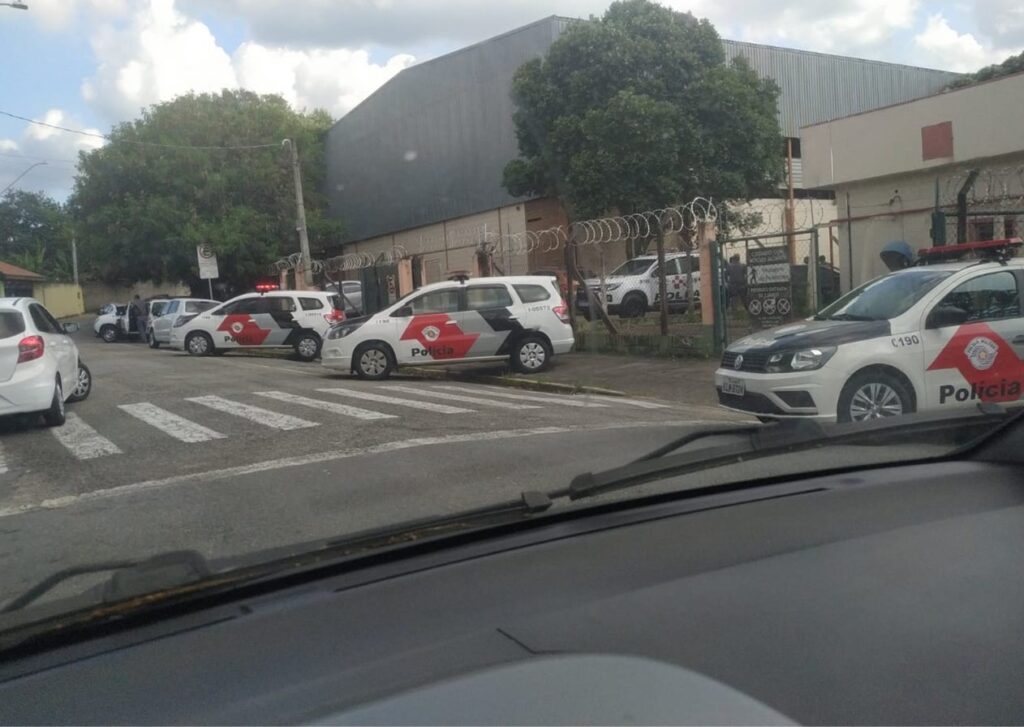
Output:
[0, 330, 746, 606]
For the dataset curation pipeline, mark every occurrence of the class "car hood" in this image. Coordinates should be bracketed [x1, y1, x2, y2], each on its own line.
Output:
[727, 319, 892, 353]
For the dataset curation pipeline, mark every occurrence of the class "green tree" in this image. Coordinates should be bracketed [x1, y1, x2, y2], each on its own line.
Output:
[71, 90, 343, 292]
[947, 50, 1024, 89]
[502, 0, 783, 330]
[0, 190, 74, 280]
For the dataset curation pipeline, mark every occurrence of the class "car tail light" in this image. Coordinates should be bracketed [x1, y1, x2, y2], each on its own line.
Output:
[553, 300, 570, 324]
[325, 308, 346, 324]
[17, 335, 44, 364]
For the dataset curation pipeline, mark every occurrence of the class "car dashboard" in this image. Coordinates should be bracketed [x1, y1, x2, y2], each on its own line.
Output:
[1, 450, 1023, 724]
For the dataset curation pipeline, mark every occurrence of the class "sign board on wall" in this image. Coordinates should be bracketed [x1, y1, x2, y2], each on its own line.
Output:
[746, 247, 792, 327]
[197, 244, 219, 280]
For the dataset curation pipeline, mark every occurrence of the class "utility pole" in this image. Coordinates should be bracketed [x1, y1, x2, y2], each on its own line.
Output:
[282, 139, 313, 289]
[71, 234, 79, 284]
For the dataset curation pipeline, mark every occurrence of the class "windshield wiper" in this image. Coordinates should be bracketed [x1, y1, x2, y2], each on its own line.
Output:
[1, 551, 209, 614]
[533, 404, 1018, 506]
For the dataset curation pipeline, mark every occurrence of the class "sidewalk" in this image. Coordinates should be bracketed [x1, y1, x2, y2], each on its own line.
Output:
[408, 351, 722, 408]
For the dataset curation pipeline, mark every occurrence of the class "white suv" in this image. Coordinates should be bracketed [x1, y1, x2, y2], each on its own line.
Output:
[169, 291, 345, 362]
[0, 297, 91, 427]
[321, 276, 574, 379]
[578, 252, 701, 318]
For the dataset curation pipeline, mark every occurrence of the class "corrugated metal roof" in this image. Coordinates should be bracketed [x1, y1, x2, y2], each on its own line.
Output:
[326, 16, 959, 243]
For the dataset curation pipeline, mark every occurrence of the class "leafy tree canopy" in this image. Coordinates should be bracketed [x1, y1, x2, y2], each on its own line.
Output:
[0, 189, 74, 280]
[71, 90, 342, 291]
[947, 50, 1024, 89]
[503, 0, 783, 221]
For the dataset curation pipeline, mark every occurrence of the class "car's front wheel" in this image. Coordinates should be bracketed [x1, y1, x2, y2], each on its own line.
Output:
[100, 325, 118, 343]
[619, 293, 647, 319]
[294, 333, 321, 363]
[511, 335, 552, 374]
[837, 371, 914, 423]
[42, 378, 66, 427]
[354, 343, 394, 380]
[185, 332, 214, 357]
[67, 361, 92, 403]
[148, 329, 160, 349]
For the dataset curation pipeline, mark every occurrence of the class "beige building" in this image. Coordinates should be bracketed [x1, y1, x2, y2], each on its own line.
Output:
[802, 72, 1024, 291]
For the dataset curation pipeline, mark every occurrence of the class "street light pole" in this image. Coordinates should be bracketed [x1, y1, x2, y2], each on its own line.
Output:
[1, 161, 46, 195]
[282, 139, 313, 289]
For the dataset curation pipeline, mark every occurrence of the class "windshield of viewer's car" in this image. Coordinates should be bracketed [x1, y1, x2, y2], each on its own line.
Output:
[816, 269, 953, 321]
[0, 0, 1018, 637]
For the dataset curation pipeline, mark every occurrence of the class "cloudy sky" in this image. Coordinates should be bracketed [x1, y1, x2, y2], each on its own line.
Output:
[0, 0, 1021, 199]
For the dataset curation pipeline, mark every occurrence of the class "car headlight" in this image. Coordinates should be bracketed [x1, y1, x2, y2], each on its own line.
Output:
[766, 347, 836, 373]
[327, 325, 355, 340]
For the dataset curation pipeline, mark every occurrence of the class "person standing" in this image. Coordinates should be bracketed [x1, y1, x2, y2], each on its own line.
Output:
[130, 295, 148, 343]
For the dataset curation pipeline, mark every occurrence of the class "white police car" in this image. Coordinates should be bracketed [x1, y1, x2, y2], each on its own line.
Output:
[716, 241, 1024, 423]
[321, 276, 574, 379]
[577, 252, 700, 318]
[169, 290, 345, 362]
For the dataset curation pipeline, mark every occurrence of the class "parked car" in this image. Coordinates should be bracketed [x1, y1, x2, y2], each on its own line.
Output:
[147, 298, 218, 348]
[325, 281, 363, 315]
[0, 297, 90, 427]
[93, 304, 131, 342]
[321, 275, 573, 379]
[169, 290, 345, 362]
[716, 243, 1024, 422]
[577, 252, 701, 318]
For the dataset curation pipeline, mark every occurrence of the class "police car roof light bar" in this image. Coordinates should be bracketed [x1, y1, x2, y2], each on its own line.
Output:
[918, 237, 1022, 264]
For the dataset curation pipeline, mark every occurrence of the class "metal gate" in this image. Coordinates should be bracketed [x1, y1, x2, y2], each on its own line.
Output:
[359, 263, 399, 316]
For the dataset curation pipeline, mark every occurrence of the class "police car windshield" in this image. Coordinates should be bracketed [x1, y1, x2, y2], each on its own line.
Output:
[610, 259, 654, 276]
[816, 269, 953, 322]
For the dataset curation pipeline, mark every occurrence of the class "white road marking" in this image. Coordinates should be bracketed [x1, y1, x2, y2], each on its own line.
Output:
[384, 385, 542, 410]
[50, 413, 123, 460]
[254, 391, 398, 421]
[431, 385, 608, 408]
[317, 387, 472, 414]
[186, 395, 319, 430]
[579, 395, 672, 409]
[0, 420, 725, 519]
[118, 403, 226, 443]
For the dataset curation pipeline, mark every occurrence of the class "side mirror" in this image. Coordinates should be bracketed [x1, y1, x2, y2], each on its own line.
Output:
[392, 305, 413, 318]
[927, 305, 969, 329]
[62, 322, 80, 334]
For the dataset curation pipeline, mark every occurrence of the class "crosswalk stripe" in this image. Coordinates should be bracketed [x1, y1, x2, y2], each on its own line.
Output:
[253, 391, 398, 420]
[316, 387, 473, 414]
[186, 395, 319, 430]
[384, 385, 542, 410]
[579, 394, 672, 409]
[51, 413, 123, 460]
[431, 385, 608, 408]
[119, 403, 226, 443]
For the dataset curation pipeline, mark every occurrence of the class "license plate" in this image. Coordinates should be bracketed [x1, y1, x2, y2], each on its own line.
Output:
[721, 377, 745, 397]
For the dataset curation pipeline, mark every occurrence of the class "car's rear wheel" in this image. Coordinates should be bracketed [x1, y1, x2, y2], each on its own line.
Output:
[185, 332, 213, 357]
[837, 371, 914, 423]
[619, 293, 646, 319]
[294, 333, 321, 363]
[511, 335, 552, 374]
[68, 361, 92, 403]
[42, 378, 66, 427]
[354, 343, 393, 380]
[100, 325, 118, 343]
[148, 330, 160, 348]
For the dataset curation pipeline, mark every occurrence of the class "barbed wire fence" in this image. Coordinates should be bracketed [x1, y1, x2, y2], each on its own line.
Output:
[937, 165, 1024, 244]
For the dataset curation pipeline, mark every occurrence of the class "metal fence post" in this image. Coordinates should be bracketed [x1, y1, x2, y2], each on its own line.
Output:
[710, 240, 726, 356]
[808, 228, 820, 313]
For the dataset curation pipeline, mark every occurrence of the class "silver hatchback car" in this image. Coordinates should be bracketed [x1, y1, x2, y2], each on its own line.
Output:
[147, 298, 218, 348]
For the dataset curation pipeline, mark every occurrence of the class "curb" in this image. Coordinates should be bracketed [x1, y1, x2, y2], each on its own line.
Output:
[402, 366, 628, 397]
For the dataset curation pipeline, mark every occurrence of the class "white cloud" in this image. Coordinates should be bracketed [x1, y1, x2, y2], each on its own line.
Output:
[913, 13, 1013, 72]
[233, 43, 415, 117]
[25, 0, 128, 32]
[0, 110, 105, 199]
[973, 0, 1024, 50]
